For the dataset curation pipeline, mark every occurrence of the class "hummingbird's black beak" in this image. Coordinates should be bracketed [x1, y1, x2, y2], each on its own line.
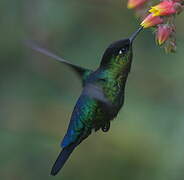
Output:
[129, 26, 143, 43]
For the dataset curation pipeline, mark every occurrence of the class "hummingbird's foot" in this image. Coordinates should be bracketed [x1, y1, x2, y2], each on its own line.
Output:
[101, 122, 110, 132]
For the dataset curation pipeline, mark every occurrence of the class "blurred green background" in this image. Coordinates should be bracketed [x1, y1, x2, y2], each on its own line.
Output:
[1, 0, 184, 180]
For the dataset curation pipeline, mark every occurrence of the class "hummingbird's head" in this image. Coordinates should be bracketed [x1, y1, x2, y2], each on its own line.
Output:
[100, 27, 142, 67]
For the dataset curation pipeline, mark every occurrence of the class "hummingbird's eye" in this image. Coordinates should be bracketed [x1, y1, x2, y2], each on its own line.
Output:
[119, 50, 123, 55]
[119, 46, 128, 55]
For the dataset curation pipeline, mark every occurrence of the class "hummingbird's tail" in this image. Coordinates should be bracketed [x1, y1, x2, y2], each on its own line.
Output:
[51, 143, 76, 176]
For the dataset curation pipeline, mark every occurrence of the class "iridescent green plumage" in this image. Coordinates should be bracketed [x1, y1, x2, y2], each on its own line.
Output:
[51, 36, 138, 175]
[51, 27, 143, 176]
[100, 53, 132, 103]
[28, 27, 143, 176]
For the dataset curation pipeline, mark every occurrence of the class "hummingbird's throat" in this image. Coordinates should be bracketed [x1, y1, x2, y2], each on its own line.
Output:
[106, 54, 132, 77]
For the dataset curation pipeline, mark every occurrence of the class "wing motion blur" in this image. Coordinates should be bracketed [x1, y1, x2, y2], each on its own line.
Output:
[25, 40, 93, 85]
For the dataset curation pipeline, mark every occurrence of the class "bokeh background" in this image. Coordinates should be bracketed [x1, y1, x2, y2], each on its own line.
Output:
[1, 0, 184, 180]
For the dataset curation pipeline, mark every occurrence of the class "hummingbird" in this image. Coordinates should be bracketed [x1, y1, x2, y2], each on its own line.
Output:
[28, 26, 143, 176]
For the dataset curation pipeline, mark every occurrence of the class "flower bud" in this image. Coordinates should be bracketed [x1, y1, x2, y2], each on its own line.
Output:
[156, 25, 172, 45]
[173, 2, 183, 14]
[149, 0, 177, 16]
[127, 0, 147, 9]
[165, 41, 177, 53]
[141, 13, 163, 28]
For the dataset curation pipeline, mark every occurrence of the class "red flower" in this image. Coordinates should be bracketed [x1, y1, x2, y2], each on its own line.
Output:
[149, 0, 177, 16]
[141, 13, 163, 28]
[156, 25, 173, 45]
[127, 0, 147, 9]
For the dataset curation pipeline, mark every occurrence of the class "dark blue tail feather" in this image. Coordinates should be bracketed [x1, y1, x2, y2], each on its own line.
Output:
[51, 144, 76, 176]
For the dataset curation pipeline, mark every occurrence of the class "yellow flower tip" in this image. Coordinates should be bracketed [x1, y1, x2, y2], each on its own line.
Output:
[140, 22, 149, 28]
[149, 8, 160, 16]
[158, 39, 164, 45]
[140, 22, 144, 27]
[127, 2, 135, 9]
[127, 4, 133, 9]
[149, 8, 155, 13]
[140, 20, 149, 28]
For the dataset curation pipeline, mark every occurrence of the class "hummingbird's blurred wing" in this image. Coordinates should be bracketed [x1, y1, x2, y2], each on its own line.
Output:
[83, 83, 113, 107]
[25, 40, 93, 86]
